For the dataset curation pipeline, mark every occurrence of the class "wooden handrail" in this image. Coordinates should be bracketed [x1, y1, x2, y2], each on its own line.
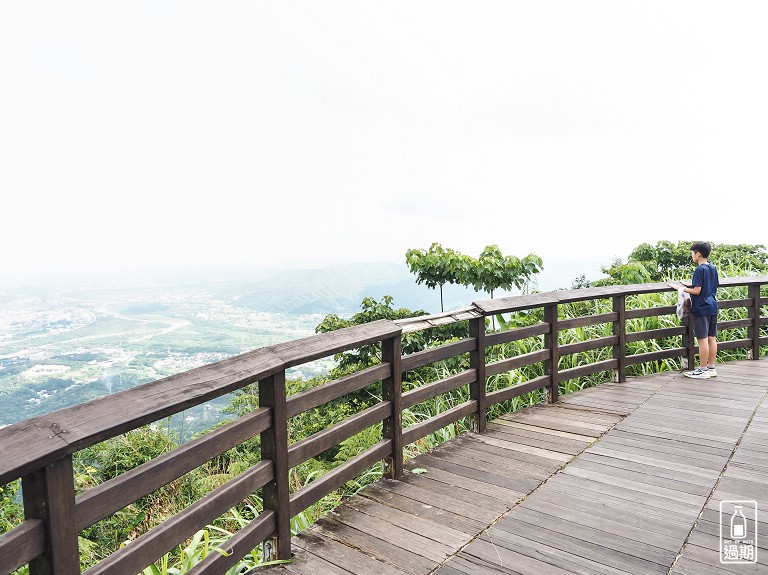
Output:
[0, 276, 765, 574]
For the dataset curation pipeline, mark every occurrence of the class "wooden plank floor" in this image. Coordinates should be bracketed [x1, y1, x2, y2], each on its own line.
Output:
[263, 360, 768, 575]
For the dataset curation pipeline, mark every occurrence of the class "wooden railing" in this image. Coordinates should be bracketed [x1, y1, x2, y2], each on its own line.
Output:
[1, 276, 766, 575]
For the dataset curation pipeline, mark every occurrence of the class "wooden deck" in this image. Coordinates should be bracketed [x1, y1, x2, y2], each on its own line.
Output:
[264, 360, 768, 575]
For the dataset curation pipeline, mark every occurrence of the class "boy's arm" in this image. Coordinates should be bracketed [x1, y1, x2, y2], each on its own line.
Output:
[667, 281, 701, 295]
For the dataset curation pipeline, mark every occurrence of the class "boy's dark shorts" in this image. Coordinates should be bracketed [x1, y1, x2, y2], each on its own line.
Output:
[692, 314, 717, 338]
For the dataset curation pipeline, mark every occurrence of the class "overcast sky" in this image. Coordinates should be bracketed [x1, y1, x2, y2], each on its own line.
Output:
[2, 2, 767, 283]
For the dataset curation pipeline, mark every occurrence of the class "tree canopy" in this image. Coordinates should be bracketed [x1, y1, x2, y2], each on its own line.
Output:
[595, 240, 768, 285]
[405, 243, 543, 309]
[467, 245, 543, 299]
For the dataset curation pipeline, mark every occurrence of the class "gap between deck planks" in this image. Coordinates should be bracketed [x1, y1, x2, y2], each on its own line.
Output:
[262, 360, 768, 575]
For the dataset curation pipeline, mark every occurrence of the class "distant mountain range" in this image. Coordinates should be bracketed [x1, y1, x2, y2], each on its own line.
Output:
[223, 259, 604, 315]
[226, 263, 439, 314]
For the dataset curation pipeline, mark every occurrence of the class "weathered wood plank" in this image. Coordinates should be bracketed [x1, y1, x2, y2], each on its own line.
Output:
[625, 326, 686, 343]
[402, 369, 475, 410]
[425, 444, 551, 491]
[289, 529, 408, 575]
[559, 312, 619, 330]
[559, 335, 619, 356]
[287, 401, 390, 468]
[460, 534, 585, 575]
[718, 298, 753, 309]
[314, 517, 438, 575]
[401, 338, 476, 372]
[0, 519, 45, 575]
[286, 363, 389, 418]
[405, 457, 526, 502]
[398, 470, 513, 513]
[277, 320, 401, 368]
[345, 495, 469, 548]
[624, 347, 686, 365]
[484, 322, 550, 347]
[625, 305, 678, 319]
[409, 451, 538, 494]
[358, 482, 486, 535]
[717, 318, 754, 330]
[492, 417, 597, 442]
[558, 359, 618, 381]
[486, 422, 585, 455]
[503, 506, 678, 566]
[374, 477, 500, 523]
[567, 457, 712, 497]
[492, 515, 671, 574]
[485, 375, 550, 407]
[401, 400, 477, 446]
[470, 525, 639, 575]
[328, 504, 456, 563]
[485, 348, 550, 377]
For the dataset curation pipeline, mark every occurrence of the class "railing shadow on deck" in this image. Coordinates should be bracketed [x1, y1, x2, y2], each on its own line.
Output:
[1, 276, 767, 575]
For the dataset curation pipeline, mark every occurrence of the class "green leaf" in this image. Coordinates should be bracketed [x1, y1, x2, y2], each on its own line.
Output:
[411, 467, 428, 474]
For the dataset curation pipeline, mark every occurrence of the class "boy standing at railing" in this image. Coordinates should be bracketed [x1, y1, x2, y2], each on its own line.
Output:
[668, 242, 720, 379]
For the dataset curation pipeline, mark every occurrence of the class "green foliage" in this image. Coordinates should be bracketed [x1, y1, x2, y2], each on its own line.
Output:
[315, 295, 425, 372]
[406, 243, 472, 311]
[406, 242, 543, 309]
[465, 245, 543, 298]
[596, 241, 768, 285]
[596, 259, 653, 286]
[315, 295, 467, 375]
[571, 274, 592, 290]
[405, 243, 471, 291]
[1, 481, 23, 532]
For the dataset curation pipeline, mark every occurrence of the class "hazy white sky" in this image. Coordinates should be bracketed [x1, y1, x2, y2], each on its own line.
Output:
[2, 2, 767, 282]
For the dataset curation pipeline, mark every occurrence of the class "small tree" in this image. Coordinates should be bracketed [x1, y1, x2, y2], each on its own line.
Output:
[405, 243, 471, 311]
[465, 245, 543, 299]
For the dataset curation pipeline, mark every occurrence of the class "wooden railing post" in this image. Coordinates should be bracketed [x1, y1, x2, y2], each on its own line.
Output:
[258, 371, 291, 561]
[612, 295, 627, 382]
[469, 316, 487, 432]
[382, 335, 403, 479]
[22, 456, 79, 575]
[544, 304, 559, 403]
[748, 283, 761, 360]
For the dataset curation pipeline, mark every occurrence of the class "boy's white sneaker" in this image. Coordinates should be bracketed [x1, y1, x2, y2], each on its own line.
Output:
[707, 368, 717, 377]
[684, 368, 710, 379]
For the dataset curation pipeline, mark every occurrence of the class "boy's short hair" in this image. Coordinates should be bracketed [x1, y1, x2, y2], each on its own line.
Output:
[691, 241, 712, 258]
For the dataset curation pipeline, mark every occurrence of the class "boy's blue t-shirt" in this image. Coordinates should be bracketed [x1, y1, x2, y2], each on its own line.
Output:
[691, 263, 719, 316]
